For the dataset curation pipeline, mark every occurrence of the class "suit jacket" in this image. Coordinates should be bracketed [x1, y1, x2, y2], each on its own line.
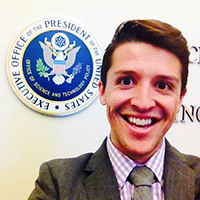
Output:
[28, 139, 200, 200]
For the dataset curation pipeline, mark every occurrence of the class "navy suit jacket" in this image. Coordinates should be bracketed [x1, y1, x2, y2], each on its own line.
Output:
[28, 139, 200, 200]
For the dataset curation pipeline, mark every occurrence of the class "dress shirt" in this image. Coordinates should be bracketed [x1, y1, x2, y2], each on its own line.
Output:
[106, 136, 165, 200]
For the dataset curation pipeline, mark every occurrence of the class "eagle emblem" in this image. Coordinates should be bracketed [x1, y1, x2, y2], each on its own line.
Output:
[37, 33, 82, 85]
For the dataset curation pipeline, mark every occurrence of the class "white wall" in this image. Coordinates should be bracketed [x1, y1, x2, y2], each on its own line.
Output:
[1, 0, 200, 199]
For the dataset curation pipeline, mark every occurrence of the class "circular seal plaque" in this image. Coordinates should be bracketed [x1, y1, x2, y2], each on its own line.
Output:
[7, 18, 102, 116]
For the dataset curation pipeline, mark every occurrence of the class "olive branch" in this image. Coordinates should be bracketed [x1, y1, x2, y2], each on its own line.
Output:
[36, 58, 50, 81]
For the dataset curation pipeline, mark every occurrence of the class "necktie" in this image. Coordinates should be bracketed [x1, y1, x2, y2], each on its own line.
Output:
[128, 166, 155, 200]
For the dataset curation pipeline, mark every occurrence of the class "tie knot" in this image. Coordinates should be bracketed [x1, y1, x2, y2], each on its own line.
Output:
[128, 166, 155, 187]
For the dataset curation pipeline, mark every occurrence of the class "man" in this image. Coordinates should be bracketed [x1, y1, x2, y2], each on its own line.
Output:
[28, 20, 200, 200]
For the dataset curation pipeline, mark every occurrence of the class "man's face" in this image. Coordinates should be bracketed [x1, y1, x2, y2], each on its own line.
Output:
[99, 42, 186, 163]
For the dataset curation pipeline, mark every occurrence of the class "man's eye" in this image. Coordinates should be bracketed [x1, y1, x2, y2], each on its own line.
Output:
[120, 77, 133, 86]
[157, 82, 169, 90]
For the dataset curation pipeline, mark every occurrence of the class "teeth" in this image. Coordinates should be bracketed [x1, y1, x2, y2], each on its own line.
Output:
[128, 117, 152, 126]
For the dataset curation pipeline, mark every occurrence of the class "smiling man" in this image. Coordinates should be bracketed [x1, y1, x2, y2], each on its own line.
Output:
[99, 41, 185, 164]
[28, 20, 200, 200]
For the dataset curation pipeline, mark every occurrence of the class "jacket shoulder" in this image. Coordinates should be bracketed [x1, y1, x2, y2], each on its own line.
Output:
[28, 153, 94, 200]
[183, 153, 200, 199]
[184, 154, 200, 170]
[166, 140, 200, 171]
[45, 153, 94, 178]
[170, 145, 200, 172]
[166, 141, 200, 198]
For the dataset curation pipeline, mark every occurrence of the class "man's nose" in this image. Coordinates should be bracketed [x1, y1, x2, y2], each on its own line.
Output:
[130, 83, 156, 111]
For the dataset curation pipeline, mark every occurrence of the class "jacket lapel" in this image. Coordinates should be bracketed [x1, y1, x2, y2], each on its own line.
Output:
[163, 140, 195, 200]
[83, 139, 120, 200]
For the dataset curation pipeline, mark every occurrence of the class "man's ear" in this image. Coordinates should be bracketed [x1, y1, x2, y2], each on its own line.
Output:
[177, 88, 187, 113]
[98, 81, 106, 105]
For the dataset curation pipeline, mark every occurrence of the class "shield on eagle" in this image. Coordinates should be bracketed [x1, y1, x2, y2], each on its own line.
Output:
[53, 59, 65, 75]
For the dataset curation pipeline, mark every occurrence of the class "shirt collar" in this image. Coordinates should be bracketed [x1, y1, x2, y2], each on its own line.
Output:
[106, 136, 165, 189]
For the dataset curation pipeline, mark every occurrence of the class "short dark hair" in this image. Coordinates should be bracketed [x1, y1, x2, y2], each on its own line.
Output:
[101, 19, 190, 96]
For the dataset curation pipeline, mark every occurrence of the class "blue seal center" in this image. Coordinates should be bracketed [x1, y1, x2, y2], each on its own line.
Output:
[23, 30, 93, 102]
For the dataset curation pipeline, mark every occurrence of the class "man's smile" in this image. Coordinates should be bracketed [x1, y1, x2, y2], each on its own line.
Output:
[121, 114, 159, 128]
[127, 116, 153, 126]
